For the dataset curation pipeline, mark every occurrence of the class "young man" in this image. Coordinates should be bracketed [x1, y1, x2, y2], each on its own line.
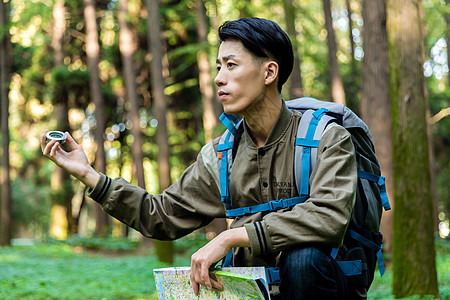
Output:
[42, 18, 357, 299]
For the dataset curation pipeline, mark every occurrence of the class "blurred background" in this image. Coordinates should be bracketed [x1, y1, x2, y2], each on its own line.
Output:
[0, 0, 448, 298]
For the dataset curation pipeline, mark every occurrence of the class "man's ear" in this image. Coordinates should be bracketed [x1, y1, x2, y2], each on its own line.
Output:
[264, 61, 279, 87]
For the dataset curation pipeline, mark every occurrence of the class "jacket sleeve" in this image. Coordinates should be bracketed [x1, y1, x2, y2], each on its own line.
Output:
[245, 124, 357, 255]
[86, 142, 225, 240]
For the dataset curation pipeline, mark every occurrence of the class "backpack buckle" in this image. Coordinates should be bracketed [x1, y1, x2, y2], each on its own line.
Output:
[265, 267, 281, 285]
[268, 199, 284, 211]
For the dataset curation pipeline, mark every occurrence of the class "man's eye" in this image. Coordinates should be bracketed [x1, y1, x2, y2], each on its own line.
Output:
[227, 63, 235, 68]
[216, 66, 221, 71]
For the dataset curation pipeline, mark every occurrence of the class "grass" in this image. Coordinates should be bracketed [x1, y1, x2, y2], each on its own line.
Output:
[368, 239, 450, 300]
[0, 243, 160, 299]
[0, 234, 448, 299]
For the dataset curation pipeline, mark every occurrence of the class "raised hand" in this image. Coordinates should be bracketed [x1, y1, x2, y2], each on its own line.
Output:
[41, 131, 99, 188]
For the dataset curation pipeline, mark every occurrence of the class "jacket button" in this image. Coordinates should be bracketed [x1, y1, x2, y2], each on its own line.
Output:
[259, 149, 266, 156]
[263, 181, 269, 188]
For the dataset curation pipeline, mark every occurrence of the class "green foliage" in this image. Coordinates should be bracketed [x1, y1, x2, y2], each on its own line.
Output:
[0, 243, 160, 300]
[49, 65, 90, 106]
[429, 85, 450, 222]
[173, 230, 209, 258]
[0, 237, 448, 299]
[167, 44, 203, 78]
[423, 0, 449, 51]
[50, 66, 89, 91]
[12, 44, 35, 74]
[56, 235, 140, 252]
[423, 0, 450, 226]
[368, 238, 450, 299]
[11, 177, 52, 237]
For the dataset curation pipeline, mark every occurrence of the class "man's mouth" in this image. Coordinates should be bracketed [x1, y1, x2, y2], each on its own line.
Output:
[218, 91, 229, 99]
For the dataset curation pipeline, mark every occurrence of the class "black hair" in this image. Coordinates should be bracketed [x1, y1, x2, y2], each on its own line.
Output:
[218, 18, 294, 93]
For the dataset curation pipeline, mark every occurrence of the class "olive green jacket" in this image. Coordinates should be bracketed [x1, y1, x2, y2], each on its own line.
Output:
[87, 102, 357, 267]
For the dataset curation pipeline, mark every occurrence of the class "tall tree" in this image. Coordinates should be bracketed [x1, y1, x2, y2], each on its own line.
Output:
[283, 0, 304, 99]
[49, 0, 76, 238]
[51, 0, 65, 66]
[145, 0, 173, 264]
[50, 91, 73, 238]
[210, 0, 220, 32]
[118, 0, 146, 190]
[322, 0, 346, 104]
[195, 0, 227, 238]
[446, 0, 450, 87]
[195, 0, 218, 143]
[83, 0, 109, 236]
[0, 0, 11, 246]
[361, 0, 394, 255]
[346, 0, 356, 73]
[387, 0, 439, 297]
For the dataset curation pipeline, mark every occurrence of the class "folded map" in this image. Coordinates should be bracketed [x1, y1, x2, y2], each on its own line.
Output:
[153, 266, 270, 299]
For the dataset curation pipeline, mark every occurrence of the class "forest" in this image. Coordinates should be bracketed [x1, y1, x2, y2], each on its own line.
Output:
[0, 0, 449, 298]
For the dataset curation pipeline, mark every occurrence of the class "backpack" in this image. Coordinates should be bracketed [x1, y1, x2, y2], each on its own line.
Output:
[217, 97, 391, 290]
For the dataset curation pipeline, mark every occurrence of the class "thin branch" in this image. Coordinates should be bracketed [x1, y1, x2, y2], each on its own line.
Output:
[430, 107, 450, 124]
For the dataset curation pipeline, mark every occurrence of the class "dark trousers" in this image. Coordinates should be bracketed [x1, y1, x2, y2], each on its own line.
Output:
[275, 246, 358, 300]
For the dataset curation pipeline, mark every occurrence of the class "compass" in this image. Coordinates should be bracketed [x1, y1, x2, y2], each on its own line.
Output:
[45, 131, 66, 144]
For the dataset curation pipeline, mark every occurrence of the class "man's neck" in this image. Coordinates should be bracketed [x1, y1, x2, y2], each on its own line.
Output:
[242, 93, 283, 147]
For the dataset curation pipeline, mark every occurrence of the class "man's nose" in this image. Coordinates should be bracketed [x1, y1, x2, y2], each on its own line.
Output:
[214, 70, 226, 86]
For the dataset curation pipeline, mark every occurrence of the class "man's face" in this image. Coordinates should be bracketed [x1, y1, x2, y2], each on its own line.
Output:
[214, 40, 267, 115]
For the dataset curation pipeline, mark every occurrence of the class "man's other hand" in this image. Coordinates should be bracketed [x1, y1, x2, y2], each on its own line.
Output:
[190, 227, 250, 295]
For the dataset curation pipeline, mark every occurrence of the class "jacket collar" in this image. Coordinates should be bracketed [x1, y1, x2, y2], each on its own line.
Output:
[243, 100, 293, 149]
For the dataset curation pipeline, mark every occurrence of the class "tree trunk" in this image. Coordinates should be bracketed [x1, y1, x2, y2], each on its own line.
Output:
[118, 0, 146, 190]
[283, 0, 303, 99]
[145, 0, 173, 264]
[322, 0, 346, 105]
[51, 0, 65, 66]
[50, 102, 74, 239]
[361, 0, 394, 256]
[195, 0, 217, 143]
[346, 0, 356, 73]
[446, 0, 450, 87]
[49, 0, 76, 238]
[0, 0, 11, 246]
[210, 0, 220, 33]
[387, 0, 439, 297]
[83, 0, 110, 236]
[195, 0, 227, 238]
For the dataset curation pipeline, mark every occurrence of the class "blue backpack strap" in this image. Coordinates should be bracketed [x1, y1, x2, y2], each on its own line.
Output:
[294, 108, 335, 196]
[265, 267, 281, 285]
[219, 113, 240, 135]
[223, 253, 281, 286]
[348, 229, 385, 277]
[218, 112, 310, 218]
[331, 247, 339, 259]
[336, 260, 363, 276]
[217, 130, 234, 210]
[226, 196, 309, 218]
[357, 170, 391, 211]
[217, 113, 243, 211]
[221, 248, 234, 268]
